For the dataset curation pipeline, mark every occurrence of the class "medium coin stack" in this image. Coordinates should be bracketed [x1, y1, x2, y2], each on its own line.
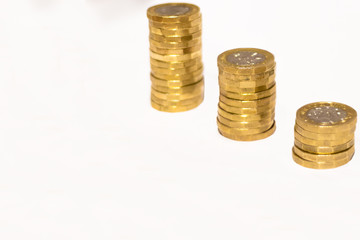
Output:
[217, 48, 276, 141]
[293, 102, 357, 169]
[147, 3, 204, 112]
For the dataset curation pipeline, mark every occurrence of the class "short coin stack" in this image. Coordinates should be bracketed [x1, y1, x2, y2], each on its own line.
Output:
[293, 102, 357, 169]
[217, 48, 276, 141]
[147, 3, 204, 112]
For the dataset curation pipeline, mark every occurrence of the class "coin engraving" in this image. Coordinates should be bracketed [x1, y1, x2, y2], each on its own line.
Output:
[306, 106, 347, 124]
[226, 51, 266, 66]
[155, 5, 191, 16]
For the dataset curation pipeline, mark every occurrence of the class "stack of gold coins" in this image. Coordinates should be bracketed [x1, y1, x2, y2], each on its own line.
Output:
[293, 102, 357, 169]
[147, 3, 204, 112]
[217, 48, 276, 141]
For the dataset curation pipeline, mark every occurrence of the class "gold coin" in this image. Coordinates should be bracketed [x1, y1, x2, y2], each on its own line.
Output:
[151, 98, 203, 113]
[220, 84, 276, 101]
[294, 124, 355, 141]
[151, 91, 204, 106]
[149, 17, 202, 29]
[150, 74, 202, 88]
[219, 93, 275, 108]
[152, 79, 204, 94]
[294, 138, 355, 154]
[218, 121, 276, 141]
[219, 68, 275, 80]
[218, 106, 275, 121]
[293, 145, 355, 162]
[219, 81, 275, 93]
[219, 74, 275, 88]
[296, 102, 357, 134]
[151, 63, 202, 75]
[217, 48, 275, 75]
[292, 150, 353, 170]
[217, 114, 274, 129]
[294, 130, 354, 146]
[217, 118, 273, 135]
[150, 37, 201, 49]
[149, 25, 202, 36]
[218, 101, 275, 115]
[149, 31, 202, 42]
[150, 50, 202, 62]
[152, 66, 203, 80]
[151, 86, 203, 101]
[147, 3, 201, 23]
[150, 57, 202, 68]
[150, 44, 202, 55]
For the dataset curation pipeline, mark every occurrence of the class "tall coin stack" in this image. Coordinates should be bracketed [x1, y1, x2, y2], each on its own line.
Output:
[217, 48, 276, 141]
[147, 3, 204, 112]
[293, 102, 357, 169]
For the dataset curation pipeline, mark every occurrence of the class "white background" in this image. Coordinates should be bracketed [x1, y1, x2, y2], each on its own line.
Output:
[0, 0, 360, 239]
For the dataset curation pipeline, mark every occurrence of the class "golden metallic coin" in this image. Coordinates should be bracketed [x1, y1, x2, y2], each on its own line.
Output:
[150, 57, 202, 69]
[150, 37, 201, 49]
[149, 25, 202, 36]
[294, 138, 355, 155]
[150, 74, 202, 88]
[147, 3, 201, 23]
[217, 114, 274, 129]
[219, 92, 276, 108]
[292, 150, 353, 170]
[219, 81, 275, 93]
[219, 68, 275, 80]
[152, 79, 204, 94]
[151, 98, 203, 113]
[218, 106, 275, 122]
[293, 145, 355, 162]
[151, 91, 203, 105]
[218, 101, 275, 115]
[217, 118, 273, 135]
[296, 102, 357, 134]
[150, 50, 202, 62]
[220, 84, 276, 101]
[152, 66, 203, 80]
[219, 75, 275, 88]
[294, 124, 355, 141]
[218, 121, 276, 141]
[294, 130, 354, 146]
[151, 63, 202, 75]
[149, 31, 202, 42]
[217, 48, 275, 75]
[150, 44, 202, 55]
[151, 86, 203, 101]
[148, 17, 202, 29]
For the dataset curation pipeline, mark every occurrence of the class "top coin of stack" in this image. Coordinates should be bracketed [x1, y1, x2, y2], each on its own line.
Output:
[293, 102, 357, 169]
[147, 3, 204, 112]
[217, 48, 276, 141]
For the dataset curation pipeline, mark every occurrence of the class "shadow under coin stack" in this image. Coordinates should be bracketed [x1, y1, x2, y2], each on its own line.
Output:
[147, 3, 204, 112]
[217, 48, 276, 141]
[293, 102, 357, 169]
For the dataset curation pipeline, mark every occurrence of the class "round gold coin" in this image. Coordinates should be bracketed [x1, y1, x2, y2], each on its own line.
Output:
[151, 86, 204, 101]
[292, 150, 353, 170]
[294, 124, 356, 141]
[150, 37, 201, 49]
[150, 74, 202, 88]
[296, 102, 357, 134]
[150, 44, 202, 55]
[152, 79, 204, 94]
[148, 17, 202, 29]
[294, 130, 354, 146]
[218, 106, 275, 122]
[149, 25, 202, 36]
[217, 118, 273, 135]
[151, 91, 204, 105]
[220, 84, 276, 101]
[218, 101, 275, 115]
[218, 121, 276, 141]
[219, 93, 276, 108]
[151, 66, 203, 80]
[219, 74, 275, 88]
[219, 68, 275, 80]
[150, 57, 202, 69]
[217, 48, 275, 75]
[293, 145, 355, 162]
[147, 3, 201, 23]
[294, 138, 355, 155]
[149, 31, 202, 42]
[151, 63, 202, 75]
[219, 81, 275, 93]
[150, 50, 202, 62]
[151, 97, 203, 113]
[217, 114, 274, 129]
